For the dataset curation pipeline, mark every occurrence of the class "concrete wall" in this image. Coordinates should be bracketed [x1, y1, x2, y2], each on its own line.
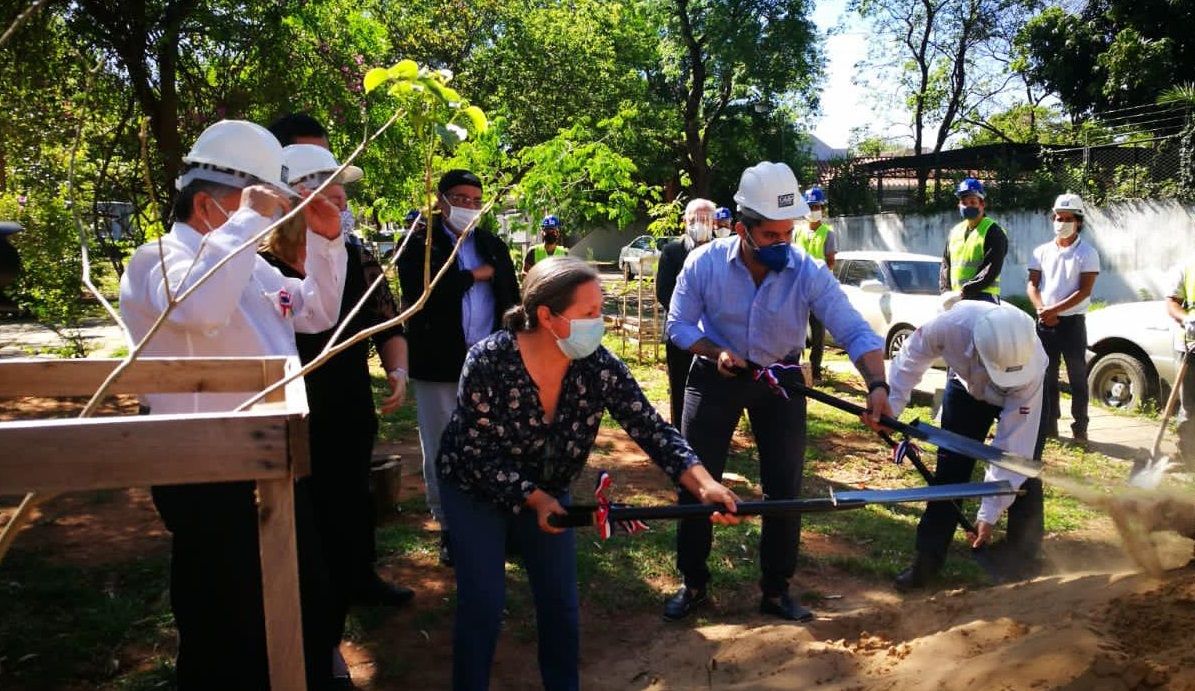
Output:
[567, 219, 653, 262]
[832, 200, 1195, 304]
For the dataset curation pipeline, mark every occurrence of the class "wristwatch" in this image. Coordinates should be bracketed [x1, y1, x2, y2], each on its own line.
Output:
[867, 380, 890, 396]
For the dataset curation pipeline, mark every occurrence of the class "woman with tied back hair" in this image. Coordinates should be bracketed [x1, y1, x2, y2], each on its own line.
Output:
[435, 256, 740, 690]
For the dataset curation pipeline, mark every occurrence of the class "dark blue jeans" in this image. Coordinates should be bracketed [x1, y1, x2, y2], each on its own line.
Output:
[440, 482, 579, 691]
[916, 377, 1045, 563]
[676, 357, 807, 596]
[1037, 314, 1089, 437]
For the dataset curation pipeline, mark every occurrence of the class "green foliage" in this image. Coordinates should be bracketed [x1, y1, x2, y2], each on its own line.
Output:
[1016, 0, 1195, 117]
[823, 158, 878, 216]
[0, 192, 90, 356]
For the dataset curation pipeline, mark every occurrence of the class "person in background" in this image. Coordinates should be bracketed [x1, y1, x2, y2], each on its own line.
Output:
[1027, 193, 1099, 445]
[523, 214, 569, 275]
[395, 169, 520, 566]
[714, 206, 733, 238]
[268, 111, 331, 148]
[939, 178, 1007, 303]
[1165, 262, 1195, 466]
[656, 198, 716, 425]
[437, 256, 740, 691]
[665, 161, 890, 623]
[795, 186, 838, 381]
[120, 120, 345, 690]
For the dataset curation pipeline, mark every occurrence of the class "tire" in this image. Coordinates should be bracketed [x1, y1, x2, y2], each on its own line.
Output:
[1087, 351, 1154, 410]
[886, 325, 915, 360]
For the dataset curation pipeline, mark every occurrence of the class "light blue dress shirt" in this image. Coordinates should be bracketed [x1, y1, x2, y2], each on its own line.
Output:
[666, 236, 883, 365]
[445, 227, 496, 347]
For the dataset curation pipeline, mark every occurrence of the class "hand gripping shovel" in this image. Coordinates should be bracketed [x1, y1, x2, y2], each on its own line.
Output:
[549, 471, 1020, 536]
[747, 363, 1044, 480]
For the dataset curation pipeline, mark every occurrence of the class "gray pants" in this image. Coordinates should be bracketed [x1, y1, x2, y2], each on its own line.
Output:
[413, 379, 460, 523]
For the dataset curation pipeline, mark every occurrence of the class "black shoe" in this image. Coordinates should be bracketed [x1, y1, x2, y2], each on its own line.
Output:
[351, 573, 414, 608]
[893, 554, 942, 592]
[1071, 429, 1089, 445]
[663, 585, 707, 621]
[439, 531, 453, 567]
[759, 593, 813, 622]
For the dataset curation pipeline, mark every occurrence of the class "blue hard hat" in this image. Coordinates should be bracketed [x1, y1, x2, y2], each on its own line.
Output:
[956, 178, 985, 199]
[714, 207, 732, 221]
[803, 187, 827, 205]
[403, 209, 423, 224]
[541, 215, 561, 229]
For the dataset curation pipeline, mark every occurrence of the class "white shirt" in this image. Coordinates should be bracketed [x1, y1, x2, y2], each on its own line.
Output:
[1028, 237, 1100, 316]
[119, 208, 347, 414]
[886, 301, 1046, 524]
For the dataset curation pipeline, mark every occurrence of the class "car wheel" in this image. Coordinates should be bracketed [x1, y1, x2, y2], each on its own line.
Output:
[1088, 352, 1154, 410]
[886, 325, 915, 360]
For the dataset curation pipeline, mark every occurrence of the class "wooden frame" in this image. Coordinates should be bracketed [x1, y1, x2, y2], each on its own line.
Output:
[0, 356, 311, 691]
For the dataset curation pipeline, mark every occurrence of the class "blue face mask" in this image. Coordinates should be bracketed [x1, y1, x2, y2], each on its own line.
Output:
[744, 232, 790, 272]
[959, 205, 981, 220]
[551, 316, 605, 359]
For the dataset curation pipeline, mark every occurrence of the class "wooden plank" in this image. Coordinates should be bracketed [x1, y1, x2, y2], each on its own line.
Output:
[0, 357, 293, 398]
[256, 478, 308, 691]
[0, 411, 296, 493]
[260, 358, 287, 404]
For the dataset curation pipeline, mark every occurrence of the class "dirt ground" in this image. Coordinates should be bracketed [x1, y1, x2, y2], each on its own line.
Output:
[3, 400, 1195, 690]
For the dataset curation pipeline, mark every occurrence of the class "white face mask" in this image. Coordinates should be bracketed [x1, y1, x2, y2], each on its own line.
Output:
[807, 210, 823, 223]
[550, 316, 605, 359]
[445, 204, 482, 233]
[1053, 220, 1077, 239]
[687, 219, 713, 244]
[714, 225, 732, 238]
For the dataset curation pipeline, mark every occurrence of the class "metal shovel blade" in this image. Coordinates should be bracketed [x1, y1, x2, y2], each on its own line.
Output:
[905, 419, 1044, 478]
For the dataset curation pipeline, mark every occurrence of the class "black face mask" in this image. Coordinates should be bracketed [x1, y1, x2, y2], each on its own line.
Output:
[544, 232, 559, 244]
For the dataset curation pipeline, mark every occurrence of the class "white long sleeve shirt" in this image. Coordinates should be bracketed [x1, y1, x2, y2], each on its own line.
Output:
[119, 207, 347, 414]
[886, 301, 1046, 524]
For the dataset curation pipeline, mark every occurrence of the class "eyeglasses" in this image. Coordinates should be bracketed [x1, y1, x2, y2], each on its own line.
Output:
[442, 192, 483, 209]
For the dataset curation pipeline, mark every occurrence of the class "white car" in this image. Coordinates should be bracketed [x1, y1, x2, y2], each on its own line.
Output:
[618, 235, 669, 279]
[831, 250, 943, 359]
[1085, 300, 1179, 410]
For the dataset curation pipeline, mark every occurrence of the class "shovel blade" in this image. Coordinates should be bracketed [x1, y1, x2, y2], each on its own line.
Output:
[1128, 455, 1174, 489]
[908, 420, 1044, 478]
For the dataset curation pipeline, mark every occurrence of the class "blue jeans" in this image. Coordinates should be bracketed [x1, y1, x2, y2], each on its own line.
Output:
[440, 482, 579, 691]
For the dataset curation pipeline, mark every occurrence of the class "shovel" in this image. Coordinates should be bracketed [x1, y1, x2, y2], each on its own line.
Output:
[1129, 342, 1192, 488]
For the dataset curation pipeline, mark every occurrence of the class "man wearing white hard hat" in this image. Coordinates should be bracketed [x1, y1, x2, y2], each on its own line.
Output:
[656, 198, 717, 427]
[120, 119, 347, 690]
[887, 301, 1048, 590]
[666, 162, 890, 622]
[1027, 193, 1100, 445]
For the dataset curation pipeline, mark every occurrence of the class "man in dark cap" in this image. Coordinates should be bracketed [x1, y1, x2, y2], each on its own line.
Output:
[395, 169, 519, 565]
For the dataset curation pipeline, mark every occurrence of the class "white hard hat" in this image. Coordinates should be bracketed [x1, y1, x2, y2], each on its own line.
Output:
[732, 161, 811, 220]
[973, 303, 1048, 390]
[1052, 192, 1085, 216]
[176, 120, 296, 196]
[282, 144, 363, 186]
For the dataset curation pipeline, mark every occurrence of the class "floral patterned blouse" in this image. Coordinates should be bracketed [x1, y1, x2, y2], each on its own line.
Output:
[436, 329, 701, 512]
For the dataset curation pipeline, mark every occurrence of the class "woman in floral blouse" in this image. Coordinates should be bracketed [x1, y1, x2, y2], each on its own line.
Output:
[436, 257, 738, 691]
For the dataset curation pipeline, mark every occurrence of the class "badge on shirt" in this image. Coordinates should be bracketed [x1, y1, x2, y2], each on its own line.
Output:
[1019, 405, 1031, 415]
[278, 289, 293, 318]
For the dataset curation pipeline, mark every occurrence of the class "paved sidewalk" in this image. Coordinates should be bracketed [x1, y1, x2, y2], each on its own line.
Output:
[0, 318, 127, 359]
[824, 360, 1170, 463]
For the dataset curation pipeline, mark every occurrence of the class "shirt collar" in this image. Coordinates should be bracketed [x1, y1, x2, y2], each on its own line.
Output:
[171, 221, 205, 252]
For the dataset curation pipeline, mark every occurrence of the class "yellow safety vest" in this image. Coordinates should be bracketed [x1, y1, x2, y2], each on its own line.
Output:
[1183, 264, 1195, 309]
[797, 223, 831, 261]
[528, 243, 567, 264]
[948, 216, 1000, 295]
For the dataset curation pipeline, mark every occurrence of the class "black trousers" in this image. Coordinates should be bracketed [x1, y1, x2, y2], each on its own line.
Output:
[1037, 314, 1089, 437]
[676, 357, 806, 596]
[916, 377, 1045, 563]
[806, 314, 825, 376]
[152, 480, 334, 690]
[307, 414, 379, 641]
[664, 341, 694, 426]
